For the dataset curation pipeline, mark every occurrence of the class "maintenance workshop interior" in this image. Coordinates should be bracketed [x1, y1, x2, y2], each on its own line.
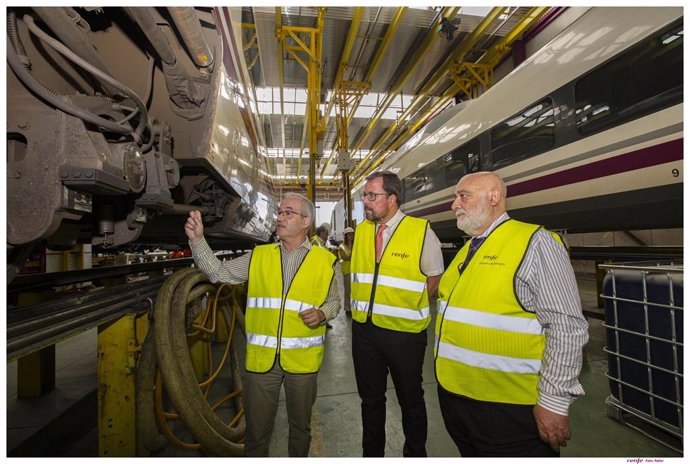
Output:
[5, 5, 683, 458]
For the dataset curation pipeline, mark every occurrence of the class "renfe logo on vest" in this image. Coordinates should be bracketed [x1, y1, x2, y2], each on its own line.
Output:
[390, 252, 410, 260]
[479, 254, 505, 266]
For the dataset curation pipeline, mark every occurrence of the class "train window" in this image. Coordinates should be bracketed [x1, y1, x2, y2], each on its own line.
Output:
[468, 152, 480, 172]
[403, 170, 428, 203]
[443, 153, 466, 188]
[490, 98, 555, 169]
[575, 19, 683, 135]
[424, 162, 445, 197]
[445, 138, 480, 187]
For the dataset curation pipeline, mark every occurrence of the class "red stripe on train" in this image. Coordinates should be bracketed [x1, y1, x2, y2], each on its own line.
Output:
[507, 138, 683, 197]
[407, 138, 683, 217]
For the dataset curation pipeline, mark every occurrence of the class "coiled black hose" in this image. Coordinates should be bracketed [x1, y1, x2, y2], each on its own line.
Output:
[140, 268, 245, 456]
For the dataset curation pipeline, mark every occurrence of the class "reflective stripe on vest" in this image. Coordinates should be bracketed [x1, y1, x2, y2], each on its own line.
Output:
[351, 272, 427, 293]
[246, 332, 326, 349]
[350, 216, 430, 333]
[437, 342, 541, 374]
[246, 244, 335, 374]
[247, 297, 317, 313]
[435, 219, 547, 405]
[438, 304, 544, 335]
[350, 299, 430, 320]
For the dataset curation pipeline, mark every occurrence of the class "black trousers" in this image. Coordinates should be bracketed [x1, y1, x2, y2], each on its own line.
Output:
[437, 385, 559, 457]
[352, 320, 428, 457]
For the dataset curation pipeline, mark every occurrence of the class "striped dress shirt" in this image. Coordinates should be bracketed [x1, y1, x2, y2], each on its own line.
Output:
[469, 212, 589, 415]
[190, 237, 341, 322]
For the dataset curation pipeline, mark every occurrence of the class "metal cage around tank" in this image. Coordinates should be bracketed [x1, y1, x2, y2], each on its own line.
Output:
[600, 261, 683, 453]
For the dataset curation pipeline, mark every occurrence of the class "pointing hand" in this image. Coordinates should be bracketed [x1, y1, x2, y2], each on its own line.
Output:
[185, 210, 204, 244]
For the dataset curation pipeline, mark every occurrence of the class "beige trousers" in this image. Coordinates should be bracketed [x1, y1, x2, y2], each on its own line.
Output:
[244, 360, 318, 457]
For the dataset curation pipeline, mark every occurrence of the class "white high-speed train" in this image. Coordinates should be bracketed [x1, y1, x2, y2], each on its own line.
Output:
[332, 7, 683, 244]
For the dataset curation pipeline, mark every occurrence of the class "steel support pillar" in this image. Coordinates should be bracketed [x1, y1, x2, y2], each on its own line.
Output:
[97, 313, 147, 456]
[342, 169, 352, 227]
[17, 346, 55, 397]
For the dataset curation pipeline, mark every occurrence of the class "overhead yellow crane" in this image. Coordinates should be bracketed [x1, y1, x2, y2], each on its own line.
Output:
[241, 23, 260, 71]
[259, 7, 552, 196]
[327, 7, 364, 226]
[346, 7, 461, 167]
[319, 7, 408, 181]
[351, 7, 551, 187]
[315, 6, 411, 216]
[348, 6, 505, 182]
[275, 7, 326, 203]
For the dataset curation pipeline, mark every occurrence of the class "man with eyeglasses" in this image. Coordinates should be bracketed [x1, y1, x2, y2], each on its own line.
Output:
[350, 171, 444, 457]
[185, 192, 340, 457]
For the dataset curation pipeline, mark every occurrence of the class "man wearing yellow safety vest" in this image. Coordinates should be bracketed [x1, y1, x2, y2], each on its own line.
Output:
[435, 171, 589, 457]
[310, 223, 336, 329]
[185, 192, 340, 457]
[350, 171, 444, 457]
[337, 226, 355, 317]
[310, 224, 329, 249]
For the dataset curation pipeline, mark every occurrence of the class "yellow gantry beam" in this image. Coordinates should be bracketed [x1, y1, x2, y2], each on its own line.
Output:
[319, 7, 408, 183]
[346, 7, 461, 179]
[400, 8, 504, 112]
[351, 7, 551, 187]
[348, 6, 407, 129]
[350, 7, 505, 181]
[275, 8, 288, 194]
[276, 8, 326, 201]
[309, 8, 326, 200]
[318, 7, 364, 179]
[343, 6, 407, 129]
[320, 7, 409, 187]
[450, 62, 493, 98]
[242, 23, 257, 51]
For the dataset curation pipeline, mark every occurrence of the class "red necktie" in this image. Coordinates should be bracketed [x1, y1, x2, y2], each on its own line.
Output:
[375, 224, 387, 263]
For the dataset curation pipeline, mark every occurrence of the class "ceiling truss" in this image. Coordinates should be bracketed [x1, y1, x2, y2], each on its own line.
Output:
[240, 6, 552, 199]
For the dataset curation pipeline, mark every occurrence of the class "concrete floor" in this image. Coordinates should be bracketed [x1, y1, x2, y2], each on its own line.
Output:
[5, 268, 683, 458]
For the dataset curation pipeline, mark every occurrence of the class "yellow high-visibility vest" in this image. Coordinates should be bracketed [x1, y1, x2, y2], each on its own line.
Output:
[434, 219, 562, 404]
[338, 243, 352, 275]
[310, 235, 325, 248]
[245, 244, 335, 374]
[350, 216, 430, 333]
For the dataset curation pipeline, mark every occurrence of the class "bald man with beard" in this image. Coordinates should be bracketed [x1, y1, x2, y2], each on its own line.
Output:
[433, 171, 589, 457]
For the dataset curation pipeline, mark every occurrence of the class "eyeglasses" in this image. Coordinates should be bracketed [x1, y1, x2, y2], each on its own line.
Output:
[361, 191, 391, 201]
[277, 209, 307, 219]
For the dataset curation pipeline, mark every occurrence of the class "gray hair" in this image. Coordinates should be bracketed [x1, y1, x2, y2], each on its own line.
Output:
[365, 170, 403, 206]
[283, 192, 315, 220]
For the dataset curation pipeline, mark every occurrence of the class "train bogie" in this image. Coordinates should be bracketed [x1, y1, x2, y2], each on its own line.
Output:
[7, 7, 277, 250]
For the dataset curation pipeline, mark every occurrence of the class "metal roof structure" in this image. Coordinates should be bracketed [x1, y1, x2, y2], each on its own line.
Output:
[238, 6, 552, 199]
